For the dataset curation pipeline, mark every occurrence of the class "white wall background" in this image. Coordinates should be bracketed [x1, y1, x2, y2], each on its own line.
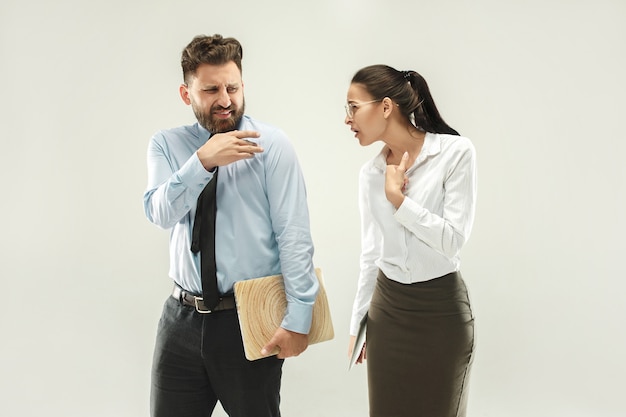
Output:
[1, 0, 624, 416]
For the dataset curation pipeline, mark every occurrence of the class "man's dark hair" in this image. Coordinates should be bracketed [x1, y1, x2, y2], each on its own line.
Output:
[181, 34, 243, 84]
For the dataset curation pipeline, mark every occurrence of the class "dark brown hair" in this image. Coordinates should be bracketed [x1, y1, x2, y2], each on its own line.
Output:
[181, 34, 243, 84]
[351, 65, 459, 135]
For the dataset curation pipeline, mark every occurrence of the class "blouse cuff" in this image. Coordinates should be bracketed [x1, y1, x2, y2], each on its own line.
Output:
[393, 196, 425, 225]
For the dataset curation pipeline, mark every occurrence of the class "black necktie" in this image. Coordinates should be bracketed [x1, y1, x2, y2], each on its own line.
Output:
[190, 168, 219, 310]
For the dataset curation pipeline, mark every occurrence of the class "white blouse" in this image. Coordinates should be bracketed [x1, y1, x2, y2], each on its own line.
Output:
[350, 132, 477, 335]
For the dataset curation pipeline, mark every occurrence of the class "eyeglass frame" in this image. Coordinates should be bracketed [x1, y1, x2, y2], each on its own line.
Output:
[344, 99, 381, 118]
[345, 98, 426, 120]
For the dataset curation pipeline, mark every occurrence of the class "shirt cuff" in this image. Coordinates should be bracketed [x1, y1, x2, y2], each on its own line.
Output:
[280, 300, 314, 334]
[393, 196, 425, 225]
[176, 152, 216, 185]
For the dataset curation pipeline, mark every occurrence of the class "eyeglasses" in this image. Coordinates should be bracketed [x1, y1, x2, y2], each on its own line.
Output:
[344, 100, 381, 118]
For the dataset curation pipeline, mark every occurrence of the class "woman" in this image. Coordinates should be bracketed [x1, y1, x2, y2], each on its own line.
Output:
[346, 65, 477, 417]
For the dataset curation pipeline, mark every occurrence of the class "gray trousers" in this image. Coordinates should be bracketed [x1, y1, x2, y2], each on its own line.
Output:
[150, 296, 284, 417]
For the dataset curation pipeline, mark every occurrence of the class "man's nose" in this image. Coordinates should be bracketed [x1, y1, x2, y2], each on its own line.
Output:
[217, 88, 231, 108]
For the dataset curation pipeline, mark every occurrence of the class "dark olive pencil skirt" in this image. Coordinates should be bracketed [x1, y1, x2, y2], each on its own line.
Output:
[367, 270, 475, 417]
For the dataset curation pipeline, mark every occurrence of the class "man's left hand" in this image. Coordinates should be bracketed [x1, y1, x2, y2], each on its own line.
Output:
[261, 327, 309, 359]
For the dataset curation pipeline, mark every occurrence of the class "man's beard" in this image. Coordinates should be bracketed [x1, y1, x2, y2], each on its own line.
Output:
[192, 98, 245, 134]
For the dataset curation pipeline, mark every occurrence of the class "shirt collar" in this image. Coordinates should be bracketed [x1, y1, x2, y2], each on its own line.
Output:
[372, 132, 441, 171]
[196, 123, 212, 140]
[416, 132, 441, 162]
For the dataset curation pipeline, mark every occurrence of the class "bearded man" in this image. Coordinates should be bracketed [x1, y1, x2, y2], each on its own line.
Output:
[143, 34, 318, 417]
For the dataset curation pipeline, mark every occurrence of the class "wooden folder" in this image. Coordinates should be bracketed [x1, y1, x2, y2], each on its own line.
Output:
[233, 268, 334, 361]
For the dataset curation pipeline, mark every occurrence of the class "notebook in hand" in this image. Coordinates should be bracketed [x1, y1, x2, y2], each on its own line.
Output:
[349, 313, 367, 370]
[233, 268, 334, 361]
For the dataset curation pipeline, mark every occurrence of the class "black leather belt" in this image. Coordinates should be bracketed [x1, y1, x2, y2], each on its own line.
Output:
[172, 285, 236, 313]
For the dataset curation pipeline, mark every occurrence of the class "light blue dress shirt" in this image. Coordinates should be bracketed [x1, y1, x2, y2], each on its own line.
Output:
[143, 116, 318, 334]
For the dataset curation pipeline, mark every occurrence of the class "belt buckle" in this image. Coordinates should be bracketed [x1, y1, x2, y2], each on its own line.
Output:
[194, 296, 212, 314]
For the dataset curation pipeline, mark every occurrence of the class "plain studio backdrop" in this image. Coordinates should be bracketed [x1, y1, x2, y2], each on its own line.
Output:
[1, 0, 624, 416]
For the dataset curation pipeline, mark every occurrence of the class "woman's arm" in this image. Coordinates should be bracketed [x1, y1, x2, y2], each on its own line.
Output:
[393, 142, 477, 259]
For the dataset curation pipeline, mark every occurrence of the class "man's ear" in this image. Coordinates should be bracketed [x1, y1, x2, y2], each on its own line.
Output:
[179, 84, 191, 105]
